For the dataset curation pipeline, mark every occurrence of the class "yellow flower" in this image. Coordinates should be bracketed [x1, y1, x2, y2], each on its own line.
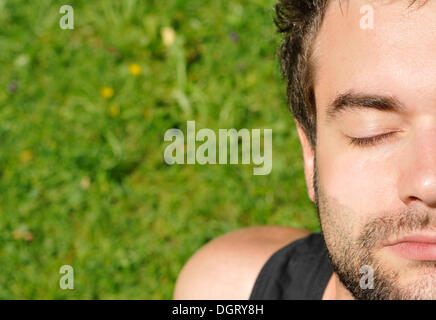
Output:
[129, 63, 142, 76]
[101, 87, 114, 99]
[80, 176, 91, 190]
[12, 226, 34, 242]
[161, 27, 176, 47]
[20, 149, 34, 163]
[143, 109, 152, 120]
[109, 104, 120, 117]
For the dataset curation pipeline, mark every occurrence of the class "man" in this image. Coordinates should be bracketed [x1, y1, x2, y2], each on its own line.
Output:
[174, 0, 436, 300]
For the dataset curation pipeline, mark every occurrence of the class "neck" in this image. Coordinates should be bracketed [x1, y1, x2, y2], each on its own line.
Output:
[322, 273, 355, 300]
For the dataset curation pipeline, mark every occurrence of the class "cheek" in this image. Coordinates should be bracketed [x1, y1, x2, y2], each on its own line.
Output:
[316, 132, 398, 214]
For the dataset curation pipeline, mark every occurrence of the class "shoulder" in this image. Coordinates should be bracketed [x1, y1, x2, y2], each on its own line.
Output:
[173, 226, 310, 300]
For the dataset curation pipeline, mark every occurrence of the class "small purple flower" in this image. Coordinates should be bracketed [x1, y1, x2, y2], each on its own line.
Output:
[229, 32, 240, 43]
[8, 81, 18, 93]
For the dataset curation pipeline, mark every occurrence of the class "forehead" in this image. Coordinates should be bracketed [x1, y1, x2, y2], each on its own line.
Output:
[313, 0, 436, 116]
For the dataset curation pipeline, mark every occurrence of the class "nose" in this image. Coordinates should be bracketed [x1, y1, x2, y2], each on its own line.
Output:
[398, 129, 436, 208]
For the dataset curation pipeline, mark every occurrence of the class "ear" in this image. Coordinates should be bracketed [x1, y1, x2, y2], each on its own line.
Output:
[295, 120, 316, 203]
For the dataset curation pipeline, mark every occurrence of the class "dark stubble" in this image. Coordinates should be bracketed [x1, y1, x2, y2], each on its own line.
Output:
[313, 161, 436, 299]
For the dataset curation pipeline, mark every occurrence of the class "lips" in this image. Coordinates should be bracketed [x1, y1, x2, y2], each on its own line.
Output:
[385, 234, 436, 261]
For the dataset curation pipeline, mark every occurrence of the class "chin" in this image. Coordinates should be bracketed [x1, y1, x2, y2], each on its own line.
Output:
[356, 258, 436, 300]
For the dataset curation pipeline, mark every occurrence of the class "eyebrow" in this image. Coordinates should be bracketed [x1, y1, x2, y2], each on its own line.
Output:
[326, 91, 406, 122]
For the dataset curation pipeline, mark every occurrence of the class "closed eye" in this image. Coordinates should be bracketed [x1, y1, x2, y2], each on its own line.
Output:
[348, 132, 398, 147]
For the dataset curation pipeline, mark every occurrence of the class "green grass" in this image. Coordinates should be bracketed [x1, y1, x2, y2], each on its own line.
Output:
[0, 0, 320, 299]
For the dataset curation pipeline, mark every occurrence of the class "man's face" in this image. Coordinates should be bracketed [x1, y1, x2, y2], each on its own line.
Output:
[311, 0, 436, 299]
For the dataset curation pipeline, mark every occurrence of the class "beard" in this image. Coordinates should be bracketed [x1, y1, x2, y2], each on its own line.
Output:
[313, 161, 436, 300]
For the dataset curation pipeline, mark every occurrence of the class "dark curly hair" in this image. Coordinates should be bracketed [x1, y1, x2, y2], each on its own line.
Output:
[274, 0, 328, 148]
[274, 0, 422, 149]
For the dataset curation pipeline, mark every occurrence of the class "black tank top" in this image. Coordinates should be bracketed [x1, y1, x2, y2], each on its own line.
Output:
[249, 233, 333, 300]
